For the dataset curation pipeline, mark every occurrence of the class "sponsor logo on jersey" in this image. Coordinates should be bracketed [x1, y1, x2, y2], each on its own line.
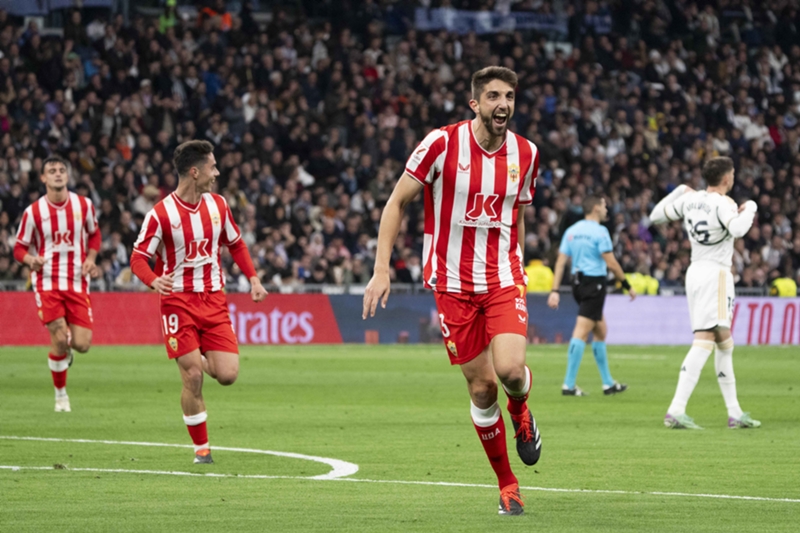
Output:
[458, 163, 470, 172]
[518, 314, 527, 323]
[459, 193, 501, 228]
[52, 231, 73, 247]
[168, 337, 178, 351]
[446, 340, 458, 358]
[185, 238, 211, 261]
[171, 222, 182, 230]
[515, 297, 527, 312]
[508, 163, 520, 183]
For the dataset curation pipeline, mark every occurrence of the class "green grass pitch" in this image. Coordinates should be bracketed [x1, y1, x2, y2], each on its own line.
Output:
[1, 344, 798, 532]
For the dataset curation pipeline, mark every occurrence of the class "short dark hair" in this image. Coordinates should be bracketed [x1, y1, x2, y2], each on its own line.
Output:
[702, 157, 734, 186]
[582, 195, 604, 216]
[42, 155, 68, 171]
[173, 140, 214, 178]
[471, 66, 518, 100]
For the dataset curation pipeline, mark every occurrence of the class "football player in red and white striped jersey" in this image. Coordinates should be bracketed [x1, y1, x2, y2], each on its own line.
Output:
[363, 67, 540, 515]
[13, 156, 102, 413]
[131, 140, 267, 464]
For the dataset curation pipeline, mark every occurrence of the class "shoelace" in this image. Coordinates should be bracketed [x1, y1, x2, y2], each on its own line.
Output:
[500, 484, 523, 509]
[512, 412, 533, 442]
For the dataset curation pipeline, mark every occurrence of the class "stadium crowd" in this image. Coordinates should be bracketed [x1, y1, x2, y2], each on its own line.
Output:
[1, 0, 800, 295]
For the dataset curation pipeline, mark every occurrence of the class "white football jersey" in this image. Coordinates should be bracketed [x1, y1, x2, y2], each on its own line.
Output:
[663, 190, 753, 267]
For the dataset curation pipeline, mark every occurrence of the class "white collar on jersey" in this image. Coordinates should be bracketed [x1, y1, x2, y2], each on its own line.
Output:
[44, 193, 72, 210]
[170, 192, 205, 213]
[468, 120, 508, 157]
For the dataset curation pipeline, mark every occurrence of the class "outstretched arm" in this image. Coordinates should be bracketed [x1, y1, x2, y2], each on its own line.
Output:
[362, 173, 424, 319]
[650, 185, 691, 224]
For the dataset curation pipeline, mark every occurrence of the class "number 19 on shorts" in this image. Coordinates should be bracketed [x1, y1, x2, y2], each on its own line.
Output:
[162, 314, 179, 334]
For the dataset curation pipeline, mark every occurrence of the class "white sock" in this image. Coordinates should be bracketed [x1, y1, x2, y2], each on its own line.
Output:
[470, 401, 500, 427]
[55, 387, 67, 399]
[667, 340, 714, 416]
[715, 338, 743, 419]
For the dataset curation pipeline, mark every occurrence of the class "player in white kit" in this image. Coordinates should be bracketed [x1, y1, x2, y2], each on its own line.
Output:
[649, 157, 761, 430]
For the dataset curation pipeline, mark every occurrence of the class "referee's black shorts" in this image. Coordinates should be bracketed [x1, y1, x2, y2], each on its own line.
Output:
[572, 273, 607, 321]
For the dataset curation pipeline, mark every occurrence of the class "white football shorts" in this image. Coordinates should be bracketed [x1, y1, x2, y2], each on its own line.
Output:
[685, 261, 735, 332]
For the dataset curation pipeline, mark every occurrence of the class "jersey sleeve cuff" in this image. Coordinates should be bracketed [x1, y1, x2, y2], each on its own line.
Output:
[518, 199, 533, 205]
[404, 168, 427, 185]
[132, 248, 153, 259]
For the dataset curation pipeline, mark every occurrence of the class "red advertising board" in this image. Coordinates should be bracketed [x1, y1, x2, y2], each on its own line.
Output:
[0, 292, 342, 346]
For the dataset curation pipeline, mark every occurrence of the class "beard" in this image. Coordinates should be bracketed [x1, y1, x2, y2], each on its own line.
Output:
[480, 108, 510, 137]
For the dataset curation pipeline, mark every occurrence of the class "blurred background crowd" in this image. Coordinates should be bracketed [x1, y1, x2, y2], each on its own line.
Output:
[1, 0, 800, 295]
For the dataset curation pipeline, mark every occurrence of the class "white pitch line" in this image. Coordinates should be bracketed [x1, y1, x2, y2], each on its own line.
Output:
[2, 435, 798, 504]
[1, 465, 799, 504]
[0, 435, 357, 480]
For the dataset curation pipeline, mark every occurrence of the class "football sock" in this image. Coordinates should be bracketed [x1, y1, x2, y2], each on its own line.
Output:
[470, 401, 517, 489]
[503, 365, 531, 417]
[183, 411, 210, 453]
[48, 353, 69, 397]
[667, 340, 714, 416]
[715, 338, 743, 419]
[563, 338, 586, 389]
[592, 341, 615, 388]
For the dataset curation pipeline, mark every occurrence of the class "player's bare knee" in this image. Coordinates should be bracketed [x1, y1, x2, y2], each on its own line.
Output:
[183, 367, 204, 393]
[72, 338, 91, 353]
[51, 330, 70, 354]
[216, 371, 238, 386]
[499, 368, 526, 392]
[469, 380, 498, 407]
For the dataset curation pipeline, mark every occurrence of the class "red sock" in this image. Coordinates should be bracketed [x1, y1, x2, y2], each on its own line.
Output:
[48, 353, 68, 389]
[183, 412, 209, 452]
[473, 412, 517, 489]
[505, 366, 531, 417]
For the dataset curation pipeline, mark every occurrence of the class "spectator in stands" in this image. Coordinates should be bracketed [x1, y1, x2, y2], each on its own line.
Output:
[1, 0, 800, 297]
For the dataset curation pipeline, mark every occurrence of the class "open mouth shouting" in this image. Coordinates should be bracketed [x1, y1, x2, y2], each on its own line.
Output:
[492, 110, 509, 128]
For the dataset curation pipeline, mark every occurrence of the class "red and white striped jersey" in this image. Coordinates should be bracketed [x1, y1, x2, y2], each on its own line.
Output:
[132, 192, 242, 292]
[406, 120, 539, 294]
[15, 192, 99, 293]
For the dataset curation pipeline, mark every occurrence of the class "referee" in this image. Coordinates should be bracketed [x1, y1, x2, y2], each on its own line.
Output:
[547, 195, 636, 396]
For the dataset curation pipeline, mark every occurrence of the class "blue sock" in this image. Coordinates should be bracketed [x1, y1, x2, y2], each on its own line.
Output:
[592, 341, 614, 387]
[564, 338, 586, 389]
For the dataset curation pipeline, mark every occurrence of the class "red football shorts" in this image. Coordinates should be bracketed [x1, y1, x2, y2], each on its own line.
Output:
[159, 291, 238, 359]
[433, 284, 529, 365]
[35, 290, 93, 329]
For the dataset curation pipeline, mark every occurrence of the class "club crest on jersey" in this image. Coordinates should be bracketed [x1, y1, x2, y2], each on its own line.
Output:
[508, 163, 520, 183]
[446, 340, 458, 357]
[168, 337, 178, 351]
[211, 213, 220, 226]
[74, 211, 82, 222]
[459, 193, 501, 228]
